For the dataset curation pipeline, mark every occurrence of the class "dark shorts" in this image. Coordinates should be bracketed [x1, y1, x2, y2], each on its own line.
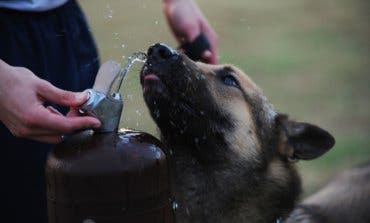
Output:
[0, 1, 99, 222]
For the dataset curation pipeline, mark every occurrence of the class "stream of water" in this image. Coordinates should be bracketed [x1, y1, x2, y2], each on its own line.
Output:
[113, 52, 147, 94]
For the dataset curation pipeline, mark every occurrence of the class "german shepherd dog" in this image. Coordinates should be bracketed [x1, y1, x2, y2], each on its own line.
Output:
[140, 44, 368, 222]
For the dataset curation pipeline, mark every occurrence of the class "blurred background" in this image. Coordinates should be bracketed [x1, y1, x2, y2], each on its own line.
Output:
[79, 0, 370, 196]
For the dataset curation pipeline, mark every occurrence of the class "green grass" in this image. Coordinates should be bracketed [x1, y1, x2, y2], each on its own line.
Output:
[79, 0, 370, 197]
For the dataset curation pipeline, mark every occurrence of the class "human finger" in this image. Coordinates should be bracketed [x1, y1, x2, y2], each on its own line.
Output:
[30, 134, 64, 144]
[66, 107, 80, 117]
[201, 50, 214, 64]
[46, 106, 63, 116]
[36, 80, 88, 107]
[200, 22, 218, 64]
[32, 108, 101, 134]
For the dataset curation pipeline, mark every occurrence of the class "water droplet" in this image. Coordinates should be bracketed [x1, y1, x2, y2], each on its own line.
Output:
[172, 201, 179, 210]
[104, 4, 113, 20]
[113, 32, 119, 40]
[200, 111, 205, 115]
[154, 20, 159, 25]
[155, 151, 161, 159]
[185, 207, 190, 215]
[149, 145, 157, 152]
[194, 137, 199, 144]
[118, 135, 130, 144]
[121, 44, 125, 48]
[127, 94, 133, 101]
[154, 109, 160, 118]
[136, 110, 142, 116]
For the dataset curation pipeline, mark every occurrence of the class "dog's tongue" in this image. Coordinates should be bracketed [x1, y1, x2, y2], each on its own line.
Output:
[143, 73, 160, 81]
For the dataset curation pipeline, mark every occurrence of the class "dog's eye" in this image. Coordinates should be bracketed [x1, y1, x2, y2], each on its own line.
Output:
[221, 75, 239, 88]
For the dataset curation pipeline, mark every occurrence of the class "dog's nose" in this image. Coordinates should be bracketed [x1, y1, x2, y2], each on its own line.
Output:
[147, 43, 178, 62]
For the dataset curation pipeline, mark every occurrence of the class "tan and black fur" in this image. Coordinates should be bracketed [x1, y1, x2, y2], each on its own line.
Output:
[140, 44, 338, 223]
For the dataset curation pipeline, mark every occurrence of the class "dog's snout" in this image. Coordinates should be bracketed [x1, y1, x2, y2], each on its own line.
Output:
[148, 43, 178, 62]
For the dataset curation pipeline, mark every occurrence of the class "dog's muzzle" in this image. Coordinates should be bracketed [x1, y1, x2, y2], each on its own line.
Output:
[147, 43, 179, 63]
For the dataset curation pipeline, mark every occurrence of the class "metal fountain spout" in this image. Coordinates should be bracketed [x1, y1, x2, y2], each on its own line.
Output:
[79, 52, 147, 132]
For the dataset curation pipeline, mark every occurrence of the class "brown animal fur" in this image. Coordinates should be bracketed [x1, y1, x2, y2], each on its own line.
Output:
[140, 44, 336, 222]
[286, 163, 370, 223]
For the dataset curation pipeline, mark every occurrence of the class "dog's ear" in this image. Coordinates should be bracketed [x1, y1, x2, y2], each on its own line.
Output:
[276, 114, 335, 161]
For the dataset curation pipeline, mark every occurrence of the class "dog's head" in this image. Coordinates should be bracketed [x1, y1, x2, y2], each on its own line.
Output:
[140, 43, 334, 163]
[140, 44, 335, 221]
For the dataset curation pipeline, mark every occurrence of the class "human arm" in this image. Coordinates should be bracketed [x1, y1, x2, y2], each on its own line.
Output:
[0, 59, 101, 144]
[162, 0, 218, 64]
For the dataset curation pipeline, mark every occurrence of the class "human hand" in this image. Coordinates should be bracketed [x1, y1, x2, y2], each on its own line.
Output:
[163, 0, 218, 64]
[0, 60, 101, 144]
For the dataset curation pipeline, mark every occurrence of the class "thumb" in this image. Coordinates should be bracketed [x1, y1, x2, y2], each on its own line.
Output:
[37, 80, 88, 107]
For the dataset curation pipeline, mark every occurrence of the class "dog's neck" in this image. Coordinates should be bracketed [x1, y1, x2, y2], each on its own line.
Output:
[163, 136, 299, 223]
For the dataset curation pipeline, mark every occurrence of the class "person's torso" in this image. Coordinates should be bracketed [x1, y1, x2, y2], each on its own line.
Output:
[0, 0, 68, 11]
